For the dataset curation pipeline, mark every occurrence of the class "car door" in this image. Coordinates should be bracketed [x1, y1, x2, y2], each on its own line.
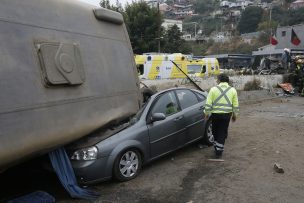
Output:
[175, 89, 206, 144]
[147, 91, 186, 159]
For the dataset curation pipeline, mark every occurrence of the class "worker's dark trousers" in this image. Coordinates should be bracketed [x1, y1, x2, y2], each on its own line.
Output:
[211, 113, 232, 155]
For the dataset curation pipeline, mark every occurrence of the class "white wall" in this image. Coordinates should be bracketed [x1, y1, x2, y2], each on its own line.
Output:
[141, 75, 283, 91]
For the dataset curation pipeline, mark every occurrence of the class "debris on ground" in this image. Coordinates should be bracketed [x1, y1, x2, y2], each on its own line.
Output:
[274, 163, 284, 173]
[243, 78, 262, 91]
[207, 158, 225, 162]
[277, 83, 295, 95]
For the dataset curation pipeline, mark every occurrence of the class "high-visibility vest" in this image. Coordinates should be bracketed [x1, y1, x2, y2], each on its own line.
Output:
[204, 82, 239, 116]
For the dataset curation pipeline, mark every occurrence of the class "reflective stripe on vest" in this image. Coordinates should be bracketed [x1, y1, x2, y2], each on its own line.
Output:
[204, 84, 239, 115]
[213, 86, 233, 111]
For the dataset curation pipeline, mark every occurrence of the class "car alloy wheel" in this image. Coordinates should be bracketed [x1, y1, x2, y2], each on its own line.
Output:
[114, 149, 142, 181]
[207, 123, 214, 144]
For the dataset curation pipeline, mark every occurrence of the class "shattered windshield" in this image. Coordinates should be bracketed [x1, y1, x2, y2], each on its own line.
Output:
[129, 100, 149, 125]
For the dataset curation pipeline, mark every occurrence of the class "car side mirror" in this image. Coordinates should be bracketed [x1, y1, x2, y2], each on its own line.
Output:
[150, 113, 166, 123]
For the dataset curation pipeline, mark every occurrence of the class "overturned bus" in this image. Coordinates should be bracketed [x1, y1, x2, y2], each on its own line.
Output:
[0, 0, 141, 171]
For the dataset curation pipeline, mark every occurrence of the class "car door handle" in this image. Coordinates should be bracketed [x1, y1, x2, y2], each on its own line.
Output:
[174, 116, 183, 121]
[199, 106, 205, 110]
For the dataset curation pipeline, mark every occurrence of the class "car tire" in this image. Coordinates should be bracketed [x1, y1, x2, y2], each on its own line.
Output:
[113, 149, 142, 182]
[203, 119, 214, 146]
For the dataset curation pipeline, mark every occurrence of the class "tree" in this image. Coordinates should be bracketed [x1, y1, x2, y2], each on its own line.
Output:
[206, 34, 269, 55]
[194, 0, 218, 15]
[257, 20, 278, 36]
[162, 24, 191, 53]
[99, 0, 110, 8]
[286, 8, 304, 25]
[123, 2, 163, 54]
[237, 7, 263, 34]
[269, 6, 304, 26]
[99, 0, 122, 12]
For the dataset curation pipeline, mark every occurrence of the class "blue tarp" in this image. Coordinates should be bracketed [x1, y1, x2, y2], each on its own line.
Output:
[48, 147, 100, 200]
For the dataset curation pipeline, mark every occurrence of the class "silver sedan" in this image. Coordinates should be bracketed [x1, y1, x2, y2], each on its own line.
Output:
[68, 88, 213, 184]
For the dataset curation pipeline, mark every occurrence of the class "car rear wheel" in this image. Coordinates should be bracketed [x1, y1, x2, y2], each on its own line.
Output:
[204, 120, 214, 146]
[113, 149, 142, 182]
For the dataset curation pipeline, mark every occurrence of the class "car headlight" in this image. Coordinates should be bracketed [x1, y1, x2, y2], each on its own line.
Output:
[71, 146, 98, 161]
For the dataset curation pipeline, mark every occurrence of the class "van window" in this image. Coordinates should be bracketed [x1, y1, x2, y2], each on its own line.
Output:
[137, 65, 144, 75]
[187, 65, 202, 74]
[202, 65, 206, 73]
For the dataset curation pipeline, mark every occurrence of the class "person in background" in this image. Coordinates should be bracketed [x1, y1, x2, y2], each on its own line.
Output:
[281, 48, 291, 71]
[204, 73, 239, 158]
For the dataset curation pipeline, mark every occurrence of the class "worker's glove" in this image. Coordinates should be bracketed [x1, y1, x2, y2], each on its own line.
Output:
[204, 114, 209, 121]
[232, 115, 237, 122]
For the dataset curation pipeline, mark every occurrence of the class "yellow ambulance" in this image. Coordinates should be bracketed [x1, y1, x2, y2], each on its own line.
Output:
[190, 58, 220, 77]
[135, 54, 220, 80]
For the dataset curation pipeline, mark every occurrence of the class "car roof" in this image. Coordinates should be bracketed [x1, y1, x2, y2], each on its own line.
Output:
[151, 87, 205, 100]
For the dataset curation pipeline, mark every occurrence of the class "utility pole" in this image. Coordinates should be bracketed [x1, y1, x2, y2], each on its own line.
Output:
[183, 22, 198, 39]
[157, 0, 161, 53]
[158, 38, 161, 53]
[269, 3, 272, 57]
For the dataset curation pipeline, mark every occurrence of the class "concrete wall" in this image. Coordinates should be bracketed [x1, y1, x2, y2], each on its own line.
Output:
[141, 75, 283, 91]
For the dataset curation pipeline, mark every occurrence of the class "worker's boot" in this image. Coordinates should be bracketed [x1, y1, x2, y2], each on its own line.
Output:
[301, 89, 304, 97]
[215, 150, 223, 159]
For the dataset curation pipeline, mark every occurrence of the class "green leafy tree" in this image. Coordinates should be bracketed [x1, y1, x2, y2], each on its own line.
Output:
[206, 33, 269, 55]
[123, 2, 163, 54]
[286, 8, 304, 25]
[271, 6, 287, 24]
[162, 24, 191, 53]
[270, 6, 304, 26]
[237, 7, 263, 34]
[257, 20, 278, 35]
[194, 0, 218, 15]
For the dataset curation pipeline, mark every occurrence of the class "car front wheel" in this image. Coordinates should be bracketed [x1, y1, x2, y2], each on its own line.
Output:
[113, 149, 142, 181]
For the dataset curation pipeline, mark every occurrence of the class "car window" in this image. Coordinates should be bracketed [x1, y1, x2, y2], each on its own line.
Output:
[194, 91, 206, 102]
[176, 89, 199, 109]
[150, 91, 179, 116]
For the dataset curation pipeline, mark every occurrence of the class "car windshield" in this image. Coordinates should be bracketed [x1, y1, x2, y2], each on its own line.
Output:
[129, 100, 149, 125]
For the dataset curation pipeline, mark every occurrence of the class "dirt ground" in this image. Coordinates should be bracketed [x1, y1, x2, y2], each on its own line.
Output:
[2, 96, 304, 203]
[55, 96, 304, 203]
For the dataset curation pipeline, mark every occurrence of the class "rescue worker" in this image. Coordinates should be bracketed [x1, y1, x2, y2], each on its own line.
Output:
[281, 48, 291, 71]
[294, 56, 304, 96]
[204, 73, 239, 158]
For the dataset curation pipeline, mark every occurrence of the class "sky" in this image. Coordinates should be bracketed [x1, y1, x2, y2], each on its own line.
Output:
[80, 0, 137, 7]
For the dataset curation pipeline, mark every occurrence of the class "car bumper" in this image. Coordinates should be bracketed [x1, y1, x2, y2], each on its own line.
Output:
[71, 156, 112, 185]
